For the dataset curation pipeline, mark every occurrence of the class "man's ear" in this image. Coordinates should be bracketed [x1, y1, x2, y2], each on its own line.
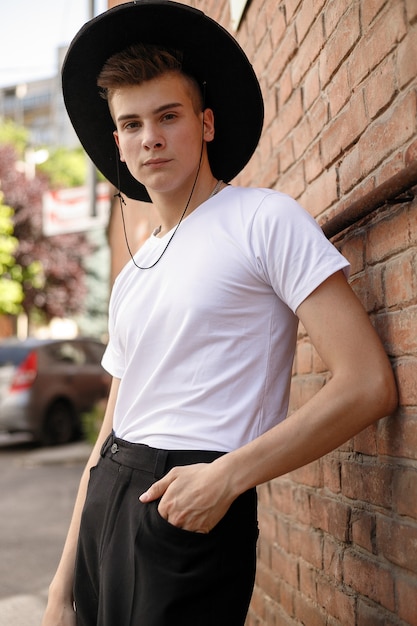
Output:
[203, 108, 215, 143]
[113, 131, 125, 162]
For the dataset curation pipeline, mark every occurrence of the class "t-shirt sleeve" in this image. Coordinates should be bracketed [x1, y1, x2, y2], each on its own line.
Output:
[250, 192, 350, 313]
[101, 281, 125, 378]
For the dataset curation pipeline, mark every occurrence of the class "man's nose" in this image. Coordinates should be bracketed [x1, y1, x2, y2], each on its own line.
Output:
[142, 124, 165, 150]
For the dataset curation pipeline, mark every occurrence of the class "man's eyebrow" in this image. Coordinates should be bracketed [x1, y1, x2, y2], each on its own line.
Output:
[117, 102, 184, 122]
[153, 102, 183, 115]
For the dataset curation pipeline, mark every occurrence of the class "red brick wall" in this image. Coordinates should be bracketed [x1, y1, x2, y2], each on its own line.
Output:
[180, 1, 417, 624]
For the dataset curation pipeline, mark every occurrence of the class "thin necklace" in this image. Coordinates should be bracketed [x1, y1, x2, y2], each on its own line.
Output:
[153, 179, 223, 236]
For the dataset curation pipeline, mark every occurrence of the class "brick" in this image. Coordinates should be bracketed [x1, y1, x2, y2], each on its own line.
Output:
[406, 139, 417, 167]
[339, 232, 365, 275]
[327, 62, 351, 118]
[272, 545, 300, 589]
[341, 460, 393, 508]
[378, 410, 417, 460]
[285, 0, 302, 23]
[302, 63, 320, 111]
[395, 358, 417, 407]
[276, 160, 306, 200]
[350, 263, 385, 313]
[255, 560, 279, 603]
[353, 422, 378, 456]
[292, 114, 315, 161]
[280, 136, 295, 174]
[295, 0, 323, 45]
[377, 515, 417, 572]
[366, 208, 410, 264]
[397, 26, 417, 88]
[278, 580, 296, 619]
[374, 307, 417, 358]
[364, 55, 397, 120]
[299, 559, 317, 600]
[299, 166, 338, 217]
[356, 600, 394, 626]
[289, 524, 323, 568]
[349, 2, 407, 89]
[270, 480, 295, 518]
[320, 92, 368, 166]
[358, 92, 417, 176]
[396, 575, 417, 625]
[406, 0, 417, 20]
[316, 575, 356, 624]
[384, 250, 417, 309]
[322, 535, 344, 582]
[376, 150, 408, 185]
[361, 0, 387, 29]
[268, 24, 297, 85]
[278, 65, 294, 108]
[292, 16, 324, 86]
[351, 510, 376, 554]
[338, 145, 364, 195]
[393, 466, 417, 519]
[288, 375, 328, 412]
[343, 549, 395, 610]
[259, 507, 278, 544]
[322, 457, 342, 494]
[324, 0, 349, 38]
[310, 494, 350, 541]
[320, 4, 360, 87]
[293, 591, 327, 626]
[290, 458, 323, 488]
[296, 339, 313, 374]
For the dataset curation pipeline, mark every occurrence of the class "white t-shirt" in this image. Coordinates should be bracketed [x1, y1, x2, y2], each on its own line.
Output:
[102, 186, 349, 451]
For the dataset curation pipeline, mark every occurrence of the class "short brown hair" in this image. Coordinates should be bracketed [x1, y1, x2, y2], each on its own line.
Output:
[97, 43, 204, 113]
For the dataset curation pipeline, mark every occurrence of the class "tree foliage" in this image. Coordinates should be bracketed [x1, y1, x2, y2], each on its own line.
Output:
[0, 193, 23, 314]
[38, 145, 87, 189]
[0, 142, 93, 321]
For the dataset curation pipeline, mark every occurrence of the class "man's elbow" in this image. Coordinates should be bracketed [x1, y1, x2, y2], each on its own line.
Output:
[366, 361, 398, 422]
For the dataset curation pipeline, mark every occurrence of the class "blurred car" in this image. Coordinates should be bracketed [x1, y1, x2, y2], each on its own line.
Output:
[0, 337, 111, 446]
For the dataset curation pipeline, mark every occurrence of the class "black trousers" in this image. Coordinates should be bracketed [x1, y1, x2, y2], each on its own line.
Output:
[74, 433, 259, 626]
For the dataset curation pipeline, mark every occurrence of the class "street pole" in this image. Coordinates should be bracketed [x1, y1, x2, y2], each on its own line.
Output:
[88, 0, 97, 217]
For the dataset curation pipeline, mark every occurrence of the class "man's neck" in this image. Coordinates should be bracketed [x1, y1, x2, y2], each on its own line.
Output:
[149, 172, 223, 237]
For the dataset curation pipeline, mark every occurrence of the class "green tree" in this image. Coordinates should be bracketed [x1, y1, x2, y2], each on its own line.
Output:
[0, 139, 92, 323]
[0, 194, 22, 314]
[0, 119, 28, 157]
[38, 146, 87, 188]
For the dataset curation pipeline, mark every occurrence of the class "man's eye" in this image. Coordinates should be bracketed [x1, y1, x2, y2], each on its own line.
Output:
[162, 113, 176, 122]
[125, 121, 140, 129]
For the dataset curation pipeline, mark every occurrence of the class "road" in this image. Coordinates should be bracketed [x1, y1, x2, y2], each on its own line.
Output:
[0, 435, 91, 626]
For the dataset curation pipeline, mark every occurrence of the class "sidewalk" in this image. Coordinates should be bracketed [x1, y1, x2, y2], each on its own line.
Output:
[20, 440, 93, 467]
[0, 591, 49, 626]
[0, 440, 92, 626]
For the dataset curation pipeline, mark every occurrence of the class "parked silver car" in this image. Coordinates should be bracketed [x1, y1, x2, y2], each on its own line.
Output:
[0, 337, 110, 445]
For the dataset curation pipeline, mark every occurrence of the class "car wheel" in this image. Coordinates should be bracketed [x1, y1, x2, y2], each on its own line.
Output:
[41, 400, 76, 446]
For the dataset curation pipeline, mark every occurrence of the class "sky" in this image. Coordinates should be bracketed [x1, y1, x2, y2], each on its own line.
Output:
[0, 0, 108, 88]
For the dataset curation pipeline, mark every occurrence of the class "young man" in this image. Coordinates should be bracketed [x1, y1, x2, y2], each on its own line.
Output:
[42, 3, 397, 625]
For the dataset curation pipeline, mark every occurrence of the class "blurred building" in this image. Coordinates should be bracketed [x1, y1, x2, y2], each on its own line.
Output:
[0, 46, 77, 150]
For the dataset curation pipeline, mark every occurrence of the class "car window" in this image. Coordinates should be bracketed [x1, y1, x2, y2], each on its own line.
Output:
[46, 342, 87, 365]
[83, 341, 106, 363]
[0, 346, 30, 367]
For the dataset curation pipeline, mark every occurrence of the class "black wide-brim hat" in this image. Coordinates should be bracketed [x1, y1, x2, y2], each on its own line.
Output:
[62, 0, 264, 202]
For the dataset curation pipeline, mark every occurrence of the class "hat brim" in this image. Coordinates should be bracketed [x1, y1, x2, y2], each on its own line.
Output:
[62, 0, 264, 202]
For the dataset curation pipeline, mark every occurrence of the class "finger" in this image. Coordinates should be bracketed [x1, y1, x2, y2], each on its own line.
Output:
[138, 473, 173, 503]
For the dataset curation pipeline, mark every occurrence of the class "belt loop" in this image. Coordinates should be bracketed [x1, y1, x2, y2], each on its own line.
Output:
[100, 431, 114, 457]
[154, 449, 169, 479]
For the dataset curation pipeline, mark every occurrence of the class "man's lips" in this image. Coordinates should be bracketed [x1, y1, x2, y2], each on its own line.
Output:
[143, 158, 172, 167]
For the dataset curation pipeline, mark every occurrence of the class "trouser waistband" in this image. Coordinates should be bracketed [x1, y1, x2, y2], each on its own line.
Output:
[101, 432, 226, 479]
